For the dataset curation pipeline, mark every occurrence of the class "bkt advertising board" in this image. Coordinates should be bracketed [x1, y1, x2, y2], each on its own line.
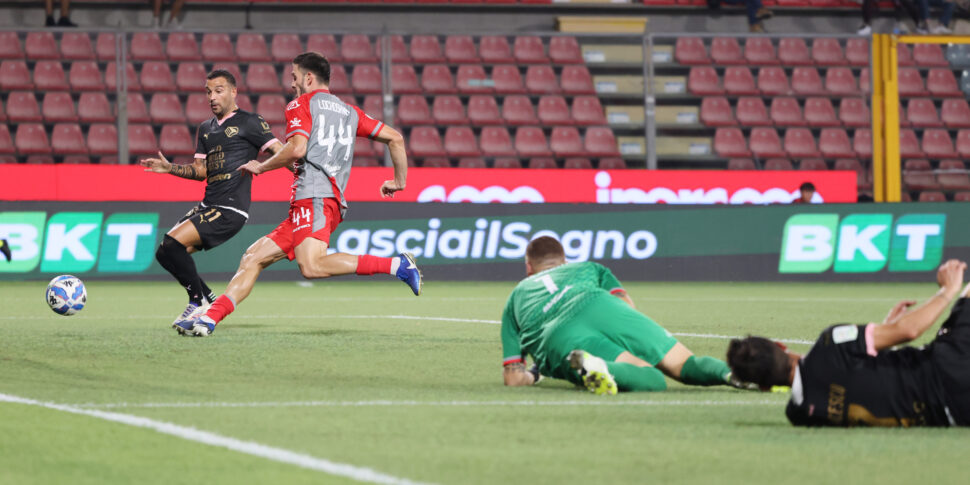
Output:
[0, 202, 965, 282]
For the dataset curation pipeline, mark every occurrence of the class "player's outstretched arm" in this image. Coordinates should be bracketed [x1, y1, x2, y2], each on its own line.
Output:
[872, 259, 966, 351]
[503, 362, 539, 387]
[140, 151, 206, 181]
[374, 126, 408, 198]
[238, 137, 304, 176]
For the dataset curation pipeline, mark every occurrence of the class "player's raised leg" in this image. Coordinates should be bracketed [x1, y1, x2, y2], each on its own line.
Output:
[293, 237, 422, 295]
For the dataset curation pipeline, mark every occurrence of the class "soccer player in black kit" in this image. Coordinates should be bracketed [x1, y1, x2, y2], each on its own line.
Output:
[727, 259, 970, 427]
[140, 69, 283, 326]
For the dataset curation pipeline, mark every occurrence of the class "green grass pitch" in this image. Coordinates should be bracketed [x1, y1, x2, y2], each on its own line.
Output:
[1, 279, 966, 484]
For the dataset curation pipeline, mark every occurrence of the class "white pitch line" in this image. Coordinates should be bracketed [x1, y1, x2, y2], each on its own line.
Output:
[0, 392, 431, 485]
[71, 399, 782, 410]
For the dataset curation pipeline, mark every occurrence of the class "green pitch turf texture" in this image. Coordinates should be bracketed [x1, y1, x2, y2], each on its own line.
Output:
[1, 280, 965, 484]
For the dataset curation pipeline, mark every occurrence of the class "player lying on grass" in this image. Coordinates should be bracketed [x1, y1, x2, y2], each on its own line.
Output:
[727, 259, 970, 427]
[140, 69, 282, 327]
[502, 236, 749, 394]
[176, 52, 421, 337]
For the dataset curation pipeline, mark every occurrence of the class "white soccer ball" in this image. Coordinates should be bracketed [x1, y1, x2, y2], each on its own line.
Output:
[46, 275, 87, 316]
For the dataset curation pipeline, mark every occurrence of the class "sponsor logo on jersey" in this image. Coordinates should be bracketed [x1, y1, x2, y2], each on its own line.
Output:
[260, 121, 271, 132]
[289, 118, 302, 128]
[224, 126, 239, 138]
[286, 100, 300, 110]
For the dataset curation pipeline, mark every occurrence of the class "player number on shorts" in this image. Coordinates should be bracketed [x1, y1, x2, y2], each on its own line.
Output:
[292, 206, 311, 224]
[199, 208, 222, 223]
[316, 113, 354, 162]
[538, 274, 559, 294]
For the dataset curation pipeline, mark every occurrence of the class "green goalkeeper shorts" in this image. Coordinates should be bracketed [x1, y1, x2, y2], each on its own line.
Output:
[538, 295, 679, 384]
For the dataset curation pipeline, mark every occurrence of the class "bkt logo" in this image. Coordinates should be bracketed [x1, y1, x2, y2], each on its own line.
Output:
[779, 213, 946, 273]
[0, 212, 159, 274]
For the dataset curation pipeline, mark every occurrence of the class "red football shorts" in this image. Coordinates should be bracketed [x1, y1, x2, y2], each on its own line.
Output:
[267, 197, 343, 261]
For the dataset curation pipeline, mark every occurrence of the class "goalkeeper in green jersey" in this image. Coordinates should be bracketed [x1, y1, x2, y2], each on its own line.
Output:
[501, 236, 744, 395]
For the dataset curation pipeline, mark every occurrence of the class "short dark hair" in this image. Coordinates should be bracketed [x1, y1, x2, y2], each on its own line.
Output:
[293, 51, 331, 85]
[799, 182, 816, 192]
[726, 336, 791, 388]
[526, 236, 565, 265]
[206, 69, 236, 87]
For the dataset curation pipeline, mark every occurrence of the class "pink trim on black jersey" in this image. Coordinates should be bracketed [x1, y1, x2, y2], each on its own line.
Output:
[259, 138, 280, 153]
[864, 323, 877, 356]
[214, 110, 238, 127]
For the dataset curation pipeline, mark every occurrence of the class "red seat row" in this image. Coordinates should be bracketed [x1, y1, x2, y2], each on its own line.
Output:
[388, 156, 627, 169]
[716, 127, 970, 159]
[0, 122, 192, 156]
[676, 37, 949, 68]
[903, 159, 970, 190]
[407, 125, 620, 159]
[688, 66, 961, 97]
[701, 96, 871, 128]
[393, 94, 605, 126]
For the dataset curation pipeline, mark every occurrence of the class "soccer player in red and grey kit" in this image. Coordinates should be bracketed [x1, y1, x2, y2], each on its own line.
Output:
[176, 52, 421, 337]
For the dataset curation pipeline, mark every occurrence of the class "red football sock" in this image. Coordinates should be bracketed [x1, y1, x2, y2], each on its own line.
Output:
[205, 294, 236, 325]
[356, 254, 393, 275]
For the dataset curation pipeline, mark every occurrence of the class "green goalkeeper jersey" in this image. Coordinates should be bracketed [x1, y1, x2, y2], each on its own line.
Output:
[500, 261, 624, 367]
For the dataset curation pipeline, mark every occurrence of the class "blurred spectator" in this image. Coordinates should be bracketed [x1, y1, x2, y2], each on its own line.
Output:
[918, 0, 956, 33]
[858, 0, 921, 34]
[792, 182, 817, 204]
[707, 0, 773, 33]
[152, 0, 188, 28]
[45, 0, 76, 27]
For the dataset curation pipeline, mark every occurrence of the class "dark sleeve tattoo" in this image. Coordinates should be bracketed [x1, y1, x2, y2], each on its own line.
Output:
[169, 163, 203, 180]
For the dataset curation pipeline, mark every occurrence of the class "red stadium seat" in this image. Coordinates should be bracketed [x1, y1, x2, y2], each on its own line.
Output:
[598, 157, 626, 169]
[492, 64, 526, 94]
[106, 62, 140, 91]
[432, 96, 468, 125]
[34, 60, 69, 91]
[247, 63, 280, 93]
[770, 97, 805, 126]
[457, 157, 487, 169]
[128, 124, 158, 155]
[906, 98, 943, 128]
[674, 37, 709, 65]
[351, 64, 383, 94]
[898, 44, 916, 67]
[78, 92, 113, 123]
[51, 123, 86, 155]
[271, 34, 302, 63]
[514, 126, 552, 157]
[410, 35, 445, 63]
[727, 158, 755, 170]
[0, 97, 5, 123]
[513, 36, 549, 64]
[549, 36, 583, 64]
[502, 95, 538, 126]
[256, 94, 286, 124]
[799, 159, 828, 170]
[326, 64, 350, 94]
[898, 68, 927, 96]
[493, 158, 522, 169]
[25, 154, 54, 164]
[804, 97, 839, 127]
[377, 35, 411, 63]
[938, 160, 970, 190]
[563, 157, 592, 169]
[714, 128, 751, 157]
[166, 32, 200, 61]
[859, 68, 870, 94]
[420, 64, 456, 94]
[6, 91, 42, 122]
[529, 158, 557, 169]
[791, 67, 824, 95]
[211, 63, 245, 91]
[0, 32, 23, 59]
[363, 95, 384, 122]
[409, 126, 446, 157]
[456, 65, 493, 94]
[764, 159, 793, 170]
[95, 33, 117, 62]
[468, 95, 502, 125]
[914, 44, 948, 67]
[824, 67, 859, 95]
[550, 126, 585, 157]
[537, 95, 572, 125]
[700, 96, 736, 127]
[307, 34, 340, 62]
[160, 124, 194, 156]
[398, 95, 433, 125]
[757, 66, 790, 95]
[237, 34, 271, 62]
[724, 67, 758, 95]
[354, 137, 377, 158]
[955, 192, 970, 202]
[811, 38, 846, 65]
[735, 96, 770, 126]
[389, 65, 420, 94]
[784, 128, 821, 158]
[571, 96, 606, 126]
[341, 34, 377, 63]
[584, 127, 620, 157]
[202, 34, 236, 62]
[710, 37, 744, 65]
[149, 93, 185, 124]
[123, 93, 150, 123]
[15, 123, 50, 154]
[62, 155, 90, 164]
[130, 32, 165, 61]
[854, 128, 872, 158]
[744, 37, 778, 65]
[175, 62, 207, 92]
[845, 38, 869, 66]
[942, 99, 970, 129]
[839, 98, 870, 128]
[68, 61, 104, 91]
[443, 126, 480, 157]
[958, 130, 970, 158]
[0, 126, 12, 154]
[42, 91, 78, 122]
[818, 128, 854, 158]
[480, 126, 517, 156]
[923, 129, 958, 159]
[445, 36, 480, 64]
[421, 158, 452, 168]
[918, 190, 946, 202]
[560, 65, 595, 95]
[778, 38, 812, 65]
[60, 32, 95, 60]
[25, 32, 59, 60]
[900, 129, 925, 158]
[525, 65, 560, 94]
[750, 127, 786, 158]
[141, 61, 175, 92]
[688, 66, 724, 95]
[927, 69, 961, 97]
[479, 36, 514, 64]
[835, 158, 867, 187]
[87, 123, 117, 155]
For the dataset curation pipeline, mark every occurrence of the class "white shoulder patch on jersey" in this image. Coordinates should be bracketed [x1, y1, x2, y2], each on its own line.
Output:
[832, 325, 859, 344]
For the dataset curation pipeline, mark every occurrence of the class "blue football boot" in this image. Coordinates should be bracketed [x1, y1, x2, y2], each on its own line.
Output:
[396, 252, 423, 296]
